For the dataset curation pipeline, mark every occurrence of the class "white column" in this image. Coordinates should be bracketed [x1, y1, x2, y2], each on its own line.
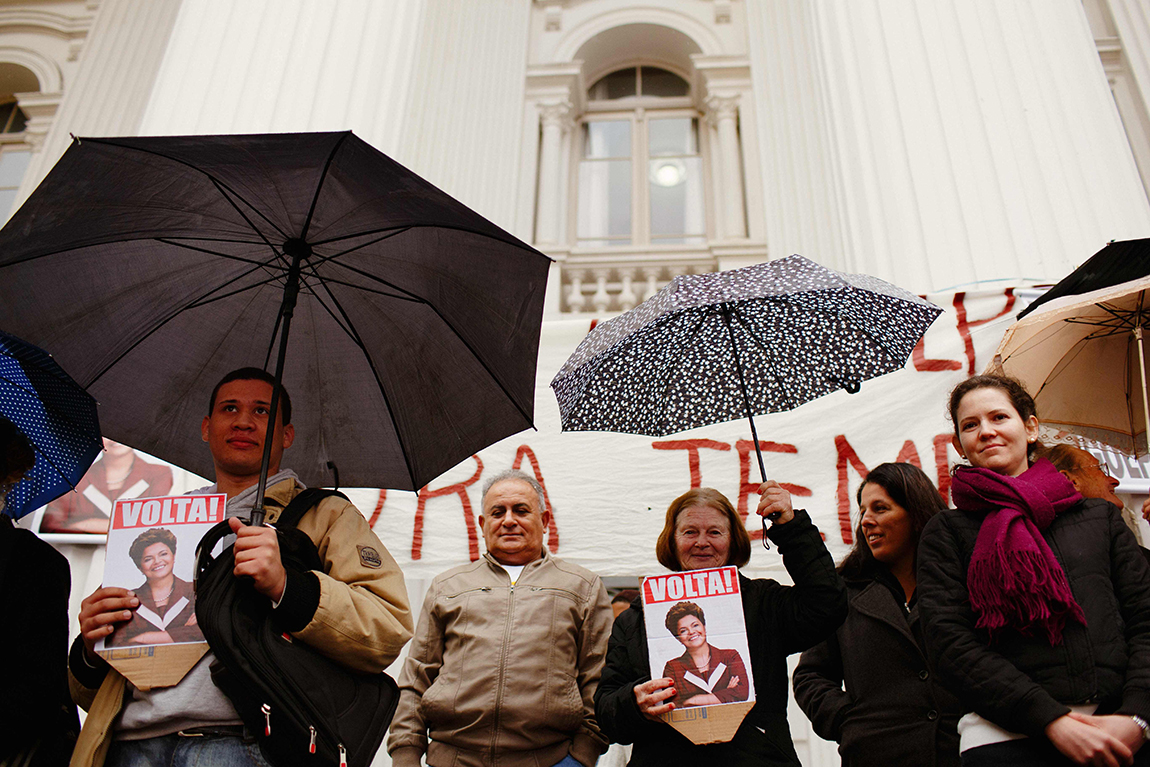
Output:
[706, 94, 747, 240]
[535, 101, 571, 245]
[17, 0, 183, 204]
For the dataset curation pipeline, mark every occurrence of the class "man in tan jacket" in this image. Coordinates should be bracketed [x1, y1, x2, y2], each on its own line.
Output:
[68, 368, 413, 767]
[389, 469, 613, 767]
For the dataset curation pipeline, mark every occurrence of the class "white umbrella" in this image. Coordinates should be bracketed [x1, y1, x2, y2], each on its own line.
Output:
[989, 275, 1150, 456]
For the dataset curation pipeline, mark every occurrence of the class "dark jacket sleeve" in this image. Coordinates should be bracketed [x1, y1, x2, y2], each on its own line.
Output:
[594, 606, 662, 745]
[793, 630, 852, 742]
[762, 509, 848, 654]
[1107, 504, 1150, 719]
[917, 511, 1069, 739]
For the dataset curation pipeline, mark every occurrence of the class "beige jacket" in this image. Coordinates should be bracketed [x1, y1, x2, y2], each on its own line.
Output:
[68, 478, 413, 767]
[389, 551, 613, 767]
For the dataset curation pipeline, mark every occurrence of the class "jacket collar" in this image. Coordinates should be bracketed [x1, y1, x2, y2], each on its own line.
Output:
[851, 578, 919, 646]
[482, 549, 550, 578]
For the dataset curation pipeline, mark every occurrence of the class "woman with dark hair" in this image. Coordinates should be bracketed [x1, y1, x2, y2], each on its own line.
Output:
[793, 462, 961, 767]
[661, 600, 749, 708]
[918, 374, 1150, 766]
[595, 483, 846, 766]
[108, 526, 201, 647]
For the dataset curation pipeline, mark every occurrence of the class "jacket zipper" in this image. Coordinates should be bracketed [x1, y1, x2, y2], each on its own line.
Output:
[489, 576, 516, 756]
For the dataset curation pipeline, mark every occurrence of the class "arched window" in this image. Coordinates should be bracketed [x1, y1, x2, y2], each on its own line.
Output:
[0, 63, 39, 218]
[576, 66, 705, 248]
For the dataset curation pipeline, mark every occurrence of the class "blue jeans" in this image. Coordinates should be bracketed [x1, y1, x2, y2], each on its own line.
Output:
[106, 733, 272, 767]
[551, 756, 584, 767]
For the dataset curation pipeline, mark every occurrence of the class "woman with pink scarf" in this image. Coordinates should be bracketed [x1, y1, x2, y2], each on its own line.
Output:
[918, 374, 1150, 767]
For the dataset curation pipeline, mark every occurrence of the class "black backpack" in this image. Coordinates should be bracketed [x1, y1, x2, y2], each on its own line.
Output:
[194, 488, 400, 767]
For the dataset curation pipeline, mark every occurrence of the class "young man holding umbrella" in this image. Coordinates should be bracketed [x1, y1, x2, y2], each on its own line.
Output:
[67, 368, 414, 767]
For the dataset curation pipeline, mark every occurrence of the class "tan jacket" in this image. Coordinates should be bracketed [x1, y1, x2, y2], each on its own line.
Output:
[389, 551, 613, 767]
[68, 478, 413, 767]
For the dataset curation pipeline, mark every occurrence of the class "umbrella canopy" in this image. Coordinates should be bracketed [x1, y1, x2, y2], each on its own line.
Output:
[1017, 237, 1150, 319]
[0, 131, 549, 495]
[0, 331, 102, 519]
[989, 275, 1150, 456]
[551, 255, 942, 478]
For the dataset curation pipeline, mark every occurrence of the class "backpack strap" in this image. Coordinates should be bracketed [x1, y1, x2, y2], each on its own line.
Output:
[272, 488, 349, 531]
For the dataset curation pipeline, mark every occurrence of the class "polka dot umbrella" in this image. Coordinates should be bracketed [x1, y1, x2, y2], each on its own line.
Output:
[551, 255, 942, 487]
[0, 331, 102, 519]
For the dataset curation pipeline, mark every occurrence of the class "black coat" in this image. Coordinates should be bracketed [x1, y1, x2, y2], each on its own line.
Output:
[0, 515, 79, 763]
[594, 510, 847, 767]
[793, 573, 962, 767]
[917, 498, 1150, 740]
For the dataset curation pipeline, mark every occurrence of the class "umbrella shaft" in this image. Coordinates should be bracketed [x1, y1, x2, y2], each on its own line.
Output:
[719, 304, 767, 484]
[1137, 326, 1150, 458]
[251, 248, 305, 526]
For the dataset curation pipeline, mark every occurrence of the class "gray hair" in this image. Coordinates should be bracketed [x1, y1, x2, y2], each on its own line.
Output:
[481, 469, 547, 512]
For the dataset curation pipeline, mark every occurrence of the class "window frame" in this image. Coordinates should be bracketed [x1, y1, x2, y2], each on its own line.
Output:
[571, 66, 711, 252]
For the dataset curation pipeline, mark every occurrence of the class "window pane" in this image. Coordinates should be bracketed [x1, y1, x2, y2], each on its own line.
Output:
[588, 68, 637, 101]
[649, 156, 704, 242]
[584, 120, 631, 159]
[648, 118, 695, 156]
[0, 149, 29, 218]
[641, 67, 688, 98]
[0, 149, 30, 188]
[578, 159, 632, 246]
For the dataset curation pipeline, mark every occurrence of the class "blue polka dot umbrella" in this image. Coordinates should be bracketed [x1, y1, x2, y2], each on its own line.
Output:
[551, 255, 943, 483]
[0, 331, 102, 519]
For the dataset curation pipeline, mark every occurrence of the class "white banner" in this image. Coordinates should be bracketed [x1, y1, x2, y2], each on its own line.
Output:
[351, 287, 1035, 580]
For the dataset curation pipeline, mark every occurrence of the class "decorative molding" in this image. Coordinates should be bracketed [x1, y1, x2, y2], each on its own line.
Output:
[17, 98, 60, 153]
[713, 1, 732, 25]
[539, 100, 573, 130]
[704, 93, 739, 124]
[0, 46, 64, 93]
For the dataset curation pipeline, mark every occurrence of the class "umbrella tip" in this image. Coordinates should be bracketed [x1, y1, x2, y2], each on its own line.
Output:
[70, 133, 80, 145]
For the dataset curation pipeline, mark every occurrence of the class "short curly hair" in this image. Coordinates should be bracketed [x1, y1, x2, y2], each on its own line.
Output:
[128, 527, 177, 569]
[664, 600, 706, 636]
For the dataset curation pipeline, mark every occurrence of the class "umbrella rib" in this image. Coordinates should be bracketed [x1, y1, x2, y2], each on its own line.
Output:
[293, 259, 424, 305]
[298, 131, 351, 242]
[184, 272, 292, 309]
[295, 273, 356, 339]
[653, 311, 713, 434]
[730, 306, 802, 412]
[84, 270, 273, 388]
[155, 238, 287, 270]
[80, 137, 292, 245]
[312, 222, 547, 259]
[310, 279, 421, 488]
[311, 258, 431, 305]
[424, 301, 535, 427]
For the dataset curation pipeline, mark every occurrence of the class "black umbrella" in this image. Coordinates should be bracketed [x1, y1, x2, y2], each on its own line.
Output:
[551, 255, 942, 487]
[0, 131, 549, 522]
[1017, 237, 1150, 319]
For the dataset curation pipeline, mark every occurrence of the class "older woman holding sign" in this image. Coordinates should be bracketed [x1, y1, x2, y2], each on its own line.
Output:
[595, 482, 846, 766]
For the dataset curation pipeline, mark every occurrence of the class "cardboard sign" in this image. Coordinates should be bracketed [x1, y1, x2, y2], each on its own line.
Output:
[642, 566, 755, 743]
[95, 494, 223, 689]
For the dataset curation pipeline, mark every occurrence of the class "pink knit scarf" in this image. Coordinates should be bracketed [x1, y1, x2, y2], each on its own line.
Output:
[950, 458, 1087, 645]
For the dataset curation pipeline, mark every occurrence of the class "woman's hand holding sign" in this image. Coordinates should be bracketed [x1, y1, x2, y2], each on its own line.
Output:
[634, 677, 676, 721]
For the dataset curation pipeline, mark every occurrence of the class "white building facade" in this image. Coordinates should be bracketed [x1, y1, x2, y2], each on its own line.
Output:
[4, 1, 1150, 765]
